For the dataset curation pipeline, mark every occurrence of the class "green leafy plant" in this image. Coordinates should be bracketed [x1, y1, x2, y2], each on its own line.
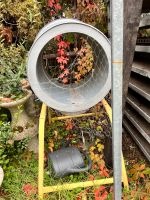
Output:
[42, 0, 107, 85]
[46, 120, 70, 151]
[0, 121, 29, 171]
[0, 1, 43, 100]
[0, 39, 27, 100]
[45, 0, 107, 33]
[0, 0, 42, 46]
[128, 163, 150, 182]
[1, 154, 85, 200]
[64, 0, 108, 33]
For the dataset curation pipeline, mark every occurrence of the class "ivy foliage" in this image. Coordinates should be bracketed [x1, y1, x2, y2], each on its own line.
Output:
[0, 121, 29, 171]
[0, 0, 43, 45]
[0, 39, 27, 99]
[0, 0, 43, 99]
[40, 0, 108, 33]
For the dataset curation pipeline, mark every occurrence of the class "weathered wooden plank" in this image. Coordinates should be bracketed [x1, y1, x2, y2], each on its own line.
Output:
[137, 38, 150, 45]
[123, 0, 143, 109]
[132, 59, 150, 78]
[125, 103, 150, 143]
[127, 89, 150, 123]
[135, 45, 150, 53]
[123, 117, 150, 162]
[129, 73, 150, 101]
[139, 14, 150, 28]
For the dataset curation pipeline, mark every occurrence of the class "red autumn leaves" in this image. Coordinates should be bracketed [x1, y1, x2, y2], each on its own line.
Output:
[1, 27, 13, 44]
[65, 119, 74, 130]
[22, 183, 37, 197]
[55, 34, 70, 84]
[94, 186, 108, 200]
[48, 0, 62, 16]
[88, 164, 109, 200]
[99, 164, 109, 178]
[56, 56, 69, 65]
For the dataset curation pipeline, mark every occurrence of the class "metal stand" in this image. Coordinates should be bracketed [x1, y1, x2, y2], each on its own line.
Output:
[38, 99, 129, 199]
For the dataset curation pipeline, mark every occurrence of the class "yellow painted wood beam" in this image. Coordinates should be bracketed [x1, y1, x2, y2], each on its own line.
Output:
[43, 178, 114, 193]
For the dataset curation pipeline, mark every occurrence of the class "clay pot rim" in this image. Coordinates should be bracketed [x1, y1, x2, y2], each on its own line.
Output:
[0, 89, 32, 108]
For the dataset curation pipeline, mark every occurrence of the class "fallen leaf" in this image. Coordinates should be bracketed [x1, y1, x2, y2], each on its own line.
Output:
[65, 119, 74, 130]
[62, 77, 68, 84]
[1, 27, 13, 43]
[23, 184, 37, 196]
[88, 174, 95, 181]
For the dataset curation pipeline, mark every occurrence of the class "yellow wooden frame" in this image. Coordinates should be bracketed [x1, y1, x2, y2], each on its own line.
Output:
[38, 99, 129, 199]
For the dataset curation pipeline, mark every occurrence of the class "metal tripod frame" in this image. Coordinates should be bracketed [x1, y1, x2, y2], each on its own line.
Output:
[38, 99, 129, 199]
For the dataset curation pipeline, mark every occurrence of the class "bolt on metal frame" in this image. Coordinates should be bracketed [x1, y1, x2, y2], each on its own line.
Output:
[38, 98, 128, 200]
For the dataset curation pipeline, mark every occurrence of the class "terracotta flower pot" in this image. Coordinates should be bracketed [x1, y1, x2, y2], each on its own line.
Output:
[0, 90, 38, 152]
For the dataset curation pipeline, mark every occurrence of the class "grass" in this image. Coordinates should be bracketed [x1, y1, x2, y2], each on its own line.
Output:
[1, 153, 87, 200]
[0, 102, 110, 199]
[0, 103, 112, 200]
[1, 152, 150, 200]
[2, 153, 150, 200]
[1, 154, 38, 200]
[1, 102, 150, 200]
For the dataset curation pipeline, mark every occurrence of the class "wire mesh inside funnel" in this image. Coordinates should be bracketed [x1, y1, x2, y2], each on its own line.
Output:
[41, 33, 97, 87]
[39, 32, 109, 90]
[37, 33, 109, 110]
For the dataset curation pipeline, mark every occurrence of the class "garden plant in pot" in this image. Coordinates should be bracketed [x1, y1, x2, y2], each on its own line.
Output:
[0, 0, 43, 152]
[0, 40, 38, 151]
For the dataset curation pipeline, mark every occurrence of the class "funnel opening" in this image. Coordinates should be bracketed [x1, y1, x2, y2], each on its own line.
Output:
[28, 19, 111, 113]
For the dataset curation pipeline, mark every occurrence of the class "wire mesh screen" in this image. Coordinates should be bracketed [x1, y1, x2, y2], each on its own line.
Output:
[42, 33, 95, 85]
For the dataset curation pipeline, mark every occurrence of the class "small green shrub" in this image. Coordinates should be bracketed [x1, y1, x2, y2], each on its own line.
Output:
[0, 121, 29, 171]
[0, 39, 27, 99]
[0, 0, 43, 46]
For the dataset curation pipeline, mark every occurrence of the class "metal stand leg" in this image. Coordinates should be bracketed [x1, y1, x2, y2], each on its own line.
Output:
[102, 99, 129, 190]
[122, 154, 129, 190]
[38, 104, 47, 200]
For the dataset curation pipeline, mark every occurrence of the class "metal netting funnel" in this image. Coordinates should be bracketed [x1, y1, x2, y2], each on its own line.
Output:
[27, 19, 111, 114]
